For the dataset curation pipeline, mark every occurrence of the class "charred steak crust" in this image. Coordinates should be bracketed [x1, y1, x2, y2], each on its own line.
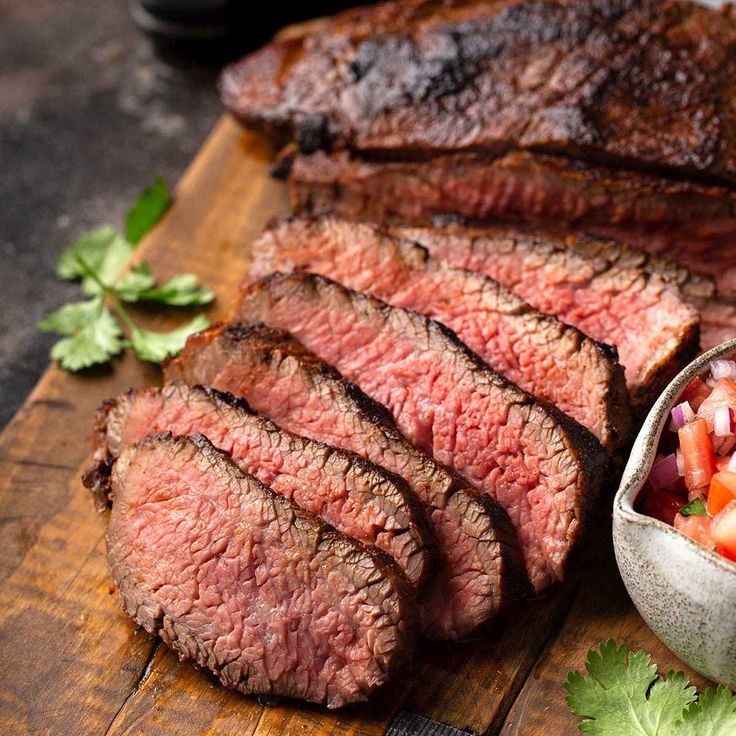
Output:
[231, 272, 607, 591]
[392, 224, 701, 412]
[222, 0, 736, 185]
[107, 432, 418, 708]
[250, 215, 632, 451]
[83, 398, 118, 511]
[166, 322, 526, 640]
[84, 383, 433, 592]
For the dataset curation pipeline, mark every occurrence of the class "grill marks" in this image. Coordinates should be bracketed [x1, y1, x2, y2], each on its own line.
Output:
[85, 384, 432, 591]
[250, 216, 631, 450]
[394, 224, 701, 412]
[232, 272, 607, 592]
[166, 323, 525, 640]
[107, 433, 417, 708]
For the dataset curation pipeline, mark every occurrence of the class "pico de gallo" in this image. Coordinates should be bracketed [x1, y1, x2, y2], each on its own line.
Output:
[639, 359, 736, 563]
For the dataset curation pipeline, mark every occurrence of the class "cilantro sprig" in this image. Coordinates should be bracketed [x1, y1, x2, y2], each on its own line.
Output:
[39, 177, 214, 371]
[566, 641, 736, 735]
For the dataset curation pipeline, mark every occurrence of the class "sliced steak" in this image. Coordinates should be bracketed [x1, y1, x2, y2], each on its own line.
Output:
[84, 384, 431, 591]
[550, 232, 736, 354]
[227, 0, 736, 295]
[108, 433, 417, 708]
[288, 150, 736, 295]
[230, 273, 608, 592]
[696, 298, 736, 353]
[250, 216, 631, 451]
[222, 0, 736, 184]
[166, 324, 524, 640]
[394, 225, 700, 411]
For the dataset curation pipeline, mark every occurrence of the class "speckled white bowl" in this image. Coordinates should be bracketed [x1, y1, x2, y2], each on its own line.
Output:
[614, 338, 736, 686]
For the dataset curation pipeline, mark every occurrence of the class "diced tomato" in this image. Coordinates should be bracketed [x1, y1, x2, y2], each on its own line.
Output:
[641, 488, 685, 526]
[678, 418, 717, 494]
[717, 546, 736, 562]
[707, 471, 736, 515]
[697, 378, 736, 431]
[674, 512, 714, 548]
[716, 455, 733, 472]
[711, 501, 736, 557]
[682, 376, 712, 412]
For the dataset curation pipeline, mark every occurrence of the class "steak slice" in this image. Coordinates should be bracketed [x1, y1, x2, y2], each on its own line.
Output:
[250, 216, 631, 451]
[696, 298, 736, 353]
[288, 149, 736, 295]
[84, 384, 431, 591]
[166, 324, 524, 640]
[230, 273, 608, 591]
[393, 224, 700, 411]
[107, 433, 417, 708]
[549, 232, 736, 354]
[222, 0, 736, 184]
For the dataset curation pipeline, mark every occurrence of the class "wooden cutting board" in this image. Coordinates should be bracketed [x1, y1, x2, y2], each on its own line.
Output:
[0, 115, 710, 736]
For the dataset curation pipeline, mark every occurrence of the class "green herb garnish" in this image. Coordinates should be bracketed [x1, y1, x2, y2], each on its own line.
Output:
[566, 641, 736, 735]
[680, 498, 707, 517]
[124, 175, 171, 244]
[39, 176, 213, 371]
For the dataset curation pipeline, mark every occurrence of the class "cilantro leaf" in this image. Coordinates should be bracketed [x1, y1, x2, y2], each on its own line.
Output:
[567, 644, 736, 735]
[86, 236, 134, 295]
[645, 672, 700, 735]
[56, 226, 134, 296]
[138, 272, 215, 306]
[118, 271, 214, 306]
[40, 298, 124, 371]
[680, 498, 707, 516]
[114, 262, 157, 301]
[38, 299, 102, 335]
[125, 175, 171, 244]
[129, 314, 209, 363]
[565, 640, 696, 735]
[676, 686, 736, 736]
[56, 225, 114, 278]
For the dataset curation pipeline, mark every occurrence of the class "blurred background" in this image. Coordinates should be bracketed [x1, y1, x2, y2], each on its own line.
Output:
[0, 1, 362, 429]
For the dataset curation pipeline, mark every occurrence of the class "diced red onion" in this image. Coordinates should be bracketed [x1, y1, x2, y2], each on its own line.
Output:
[716, 436, 736, 456]
[728, 454, 736, 473]
[676, 450, 685, 476]
[714, 406, 736, 437]
[650, 453, 681, 490]
[671, 401, 695, 430]
[710, 359, 736, 381]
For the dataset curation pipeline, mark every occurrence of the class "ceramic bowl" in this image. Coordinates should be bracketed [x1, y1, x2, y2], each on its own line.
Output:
[613, 338, 736, 686]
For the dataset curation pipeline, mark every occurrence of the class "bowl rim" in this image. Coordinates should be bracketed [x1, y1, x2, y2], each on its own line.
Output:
[614, 337, 736, 577]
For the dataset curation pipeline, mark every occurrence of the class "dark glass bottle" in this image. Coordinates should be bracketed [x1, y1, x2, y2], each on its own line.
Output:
[129, 1, 368, 56]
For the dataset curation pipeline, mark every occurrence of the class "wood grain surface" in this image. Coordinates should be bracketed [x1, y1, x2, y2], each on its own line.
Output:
[0, 116, 709, 736]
